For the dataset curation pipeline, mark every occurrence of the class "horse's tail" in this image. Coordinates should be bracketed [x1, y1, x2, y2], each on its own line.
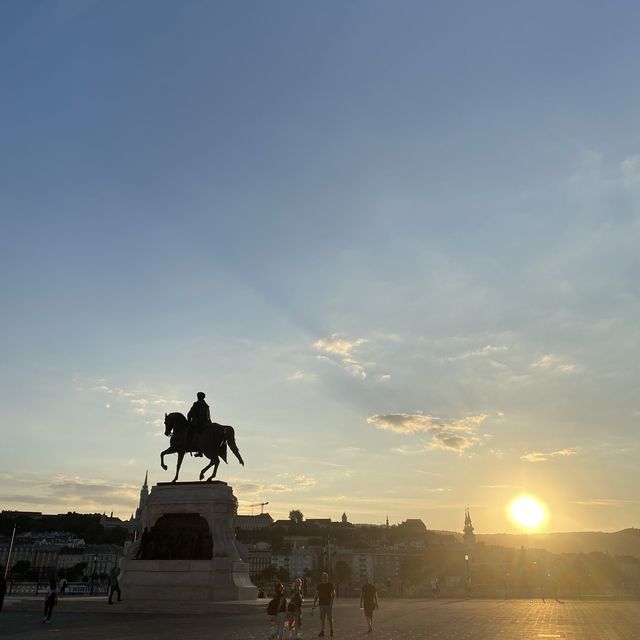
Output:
[222, 425, 243, 465]
[219, 440, 228, 463]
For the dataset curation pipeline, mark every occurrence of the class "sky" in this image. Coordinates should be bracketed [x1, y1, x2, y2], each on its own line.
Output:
[1, 1, 639, 534]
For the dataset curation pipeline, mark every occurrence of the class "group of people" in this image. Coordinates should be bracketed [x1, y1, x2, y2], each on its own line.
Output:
[267, 572, 380, 639]
[39, 568, 121, 624]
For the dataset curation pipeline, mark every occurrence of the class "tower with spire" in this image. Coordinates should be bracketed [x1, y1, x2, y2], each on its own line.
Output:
[463, 507, 476, 549]
[133, 471, 149, 537]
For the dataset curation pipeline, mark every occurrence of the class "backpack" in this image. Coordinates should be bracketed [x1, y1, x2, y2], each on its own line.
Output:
[267, 595, 280, 615]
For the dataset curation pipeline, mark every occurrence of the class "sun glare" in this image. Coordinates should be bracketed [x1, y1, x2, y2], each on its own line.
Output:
[508, 495, 547, 530]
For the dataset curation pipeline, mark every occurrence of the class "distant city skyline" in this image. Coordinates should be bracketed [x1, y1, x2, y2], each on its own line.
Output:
[1, 2, 639, 533]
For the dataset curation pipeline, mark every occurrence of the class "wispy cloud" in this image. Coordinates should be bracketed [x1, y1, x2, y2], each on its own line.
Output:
[368, 413, 487, 453]
[90, 382, 185, 417]
[444, 344, 508, 363]
[314, 334, 368, 379]
[574, 498, 640, 507]
[520, 448, 577, 463]
[288, 370, 318, 382]
[233, 473, 318, 500]
[531, 354, 579, 374]
[480, 484, 524, 490]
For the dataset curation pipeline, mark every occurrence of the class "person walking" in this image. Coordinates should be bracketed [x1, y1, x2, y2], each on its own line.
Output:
[42, 577, 57, 623]
[268, 582, 288, 640]
[287, 577, 304, 638]
[108, 568, 122, 604]
[360, 576, 379, 634]
[312, 572, 335, 637]
[431, 576, 440, 599]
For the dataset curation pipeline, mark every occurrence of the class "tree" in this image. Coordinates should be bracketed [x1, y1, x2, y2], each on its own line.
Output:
[289, 510, 304, 525]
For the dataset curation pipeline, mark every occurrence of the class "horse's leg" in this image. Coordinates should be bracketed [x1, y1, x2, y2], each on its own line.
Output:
[160, 446, 175, 471]
[199, 458, 214, 481]
[172, 451, 185, 483]
[207, 458, 220, 482]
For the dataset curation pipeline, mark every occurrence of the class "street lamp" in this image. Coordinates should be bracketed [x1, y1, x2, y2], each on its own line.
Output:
[90, 554, 98, 596]
[464, 554, 471, 598]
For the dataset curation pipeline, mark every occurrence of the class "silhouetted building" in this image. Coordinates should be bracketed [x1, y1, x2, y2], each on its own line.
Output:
[463, 508, 476, 549]
[236, 513, 274, 530]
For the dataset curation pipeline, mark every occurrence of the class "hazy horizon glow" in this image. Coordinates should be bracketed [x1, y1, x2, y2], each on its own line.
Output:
[1, 2, 639, 534]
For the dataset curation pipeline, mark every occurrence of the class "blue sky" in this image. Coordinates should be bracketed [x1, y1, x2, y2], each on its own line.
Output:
[1, 1, 639, 533]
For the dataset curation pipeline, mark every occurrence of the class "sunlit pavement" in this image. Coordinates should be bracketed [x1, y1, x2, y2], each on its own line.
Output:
[2, 598, 639, 639]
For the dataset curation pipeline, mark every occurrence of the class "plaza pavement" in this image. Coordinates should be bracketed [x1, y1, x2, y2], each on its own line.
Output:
[1, 597, 639, 639]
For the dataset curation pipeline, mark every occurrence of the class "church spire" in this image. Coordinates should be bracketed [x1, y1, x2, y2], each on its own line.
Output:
[463, 507, 476, 548]
[143, 469, 148, 490]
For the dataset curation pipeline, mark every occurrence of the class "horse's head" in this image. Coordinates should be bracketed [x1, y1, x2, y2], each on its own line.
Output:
[164, 413, 172, 437]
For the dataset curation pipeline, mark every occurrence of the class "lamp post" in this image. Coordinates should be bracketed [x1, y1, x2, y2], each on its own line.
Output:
[90, 554, 98, 596]
[464, 553, 471, 598]
[4, 525, 16, 580]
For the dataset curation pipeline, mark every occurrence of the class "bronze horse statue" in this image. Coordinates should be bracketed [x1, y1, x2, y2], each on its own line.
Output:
[161, 412, 244, 483]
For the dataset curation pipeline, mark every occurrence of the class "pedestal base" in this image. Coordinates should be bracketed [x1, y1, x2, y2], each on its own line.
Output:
[120, 481, 257, 602]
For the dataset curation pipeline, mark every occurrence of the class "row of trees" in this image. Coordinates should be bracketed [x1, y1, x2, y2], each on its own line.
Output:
[0, 512, 129, 545]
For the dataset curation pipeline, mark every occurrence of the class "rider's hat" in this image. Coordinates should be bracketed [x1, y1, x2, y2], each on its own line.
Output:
[197, 391, 206, 400]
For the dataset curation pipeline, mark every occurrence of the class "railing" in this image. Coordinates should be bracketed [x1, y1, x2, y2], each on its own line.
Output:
[7, 581, 108, 595]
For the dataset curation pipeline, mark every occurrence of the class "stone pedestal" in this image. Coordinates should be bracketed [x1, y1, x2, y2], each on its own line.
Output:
[120, 481, 256, 602]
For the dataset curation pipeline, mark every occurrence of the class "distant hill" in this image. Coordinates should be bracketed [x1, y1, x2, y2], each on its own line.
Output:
[434, 528, 640, 558]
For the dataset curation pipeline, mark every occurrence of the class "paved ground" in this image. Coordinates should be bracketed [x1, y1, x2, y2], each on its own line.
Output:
[1, 597, 639, 639]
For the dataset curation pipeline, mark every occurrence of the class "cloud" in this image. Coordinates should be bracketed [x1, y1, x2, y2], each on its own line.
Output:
[531, 354, 578, 374]
[90, 382, 185, 417]
[288, 370, 317, 382]
[314, 334, 368, 379]
[444, 344, 509, 363]
[574, 498, 640, 507]
[520, 448, 577, 463]
[233, 473, 318, 499]
[0, 472, 141, 518]
[481, 484, 524, 490]
[313, 335, 367, 358]
[368, 413, 487, 453]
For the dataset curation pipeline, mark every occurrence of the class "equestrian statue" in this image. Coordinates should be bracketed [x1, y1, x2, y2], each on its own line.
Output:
[160, 392, 245, 483]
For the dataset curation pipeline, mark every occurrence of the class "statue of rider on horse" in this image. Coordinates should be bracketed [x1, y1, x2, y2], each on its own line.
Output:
[161, 392, 245, 483]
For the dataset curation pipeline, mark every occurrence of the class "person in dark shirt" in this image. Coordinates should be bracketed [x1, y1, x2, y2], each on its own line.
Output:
[268, 582, 287, 640]
[313, 572, 335, 637]
[360, 576, 379, 633]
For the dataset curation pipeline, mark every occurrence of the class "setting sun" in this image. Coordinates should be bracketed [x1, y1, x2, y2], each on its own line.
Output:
[508, 495, 547, 530]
